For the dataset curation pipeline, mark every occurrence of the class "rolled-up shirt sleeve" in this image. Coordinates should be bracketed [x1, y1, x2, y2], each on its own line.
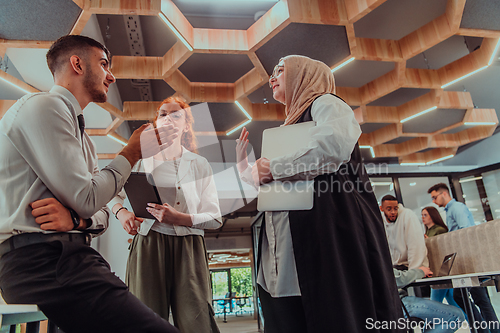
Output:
[270, 94, 361, 181]
[7, 94, 131, 219]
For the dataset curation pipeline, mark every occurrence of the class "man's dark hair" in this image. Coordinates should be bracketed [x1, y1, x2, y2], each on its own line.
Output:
[46, 35, 110, 76]
[427, 183, 450, 194]
[381, 195, 398, 203]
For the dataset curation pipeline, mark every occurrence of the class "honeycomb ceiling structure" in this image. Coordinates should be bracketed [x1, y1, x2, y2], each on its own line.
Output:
[1, 0, 500, 165]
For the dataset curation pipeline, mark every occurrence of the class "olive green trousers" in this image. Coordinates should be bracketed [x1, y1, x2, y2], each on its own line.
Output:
[126, 231, 219, 333]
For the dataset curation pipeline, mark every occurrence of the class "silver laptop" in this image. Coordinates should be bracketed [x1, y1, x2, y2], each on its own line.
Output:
[437, 253, 457, 277]
[257, 121, 315, 211]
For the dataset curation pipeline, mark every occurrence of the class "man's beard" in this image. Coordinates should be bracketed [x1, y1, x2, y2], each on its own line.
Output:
[384, 213, 398, 223]
[83, 67, 107, 103]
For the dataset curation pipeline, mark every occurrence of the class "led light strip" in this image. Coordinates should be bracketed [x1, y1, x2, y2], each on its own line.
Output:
[0, 76, 32, 94]
[158, 12, 193, 52]
[459, 176, 483, 183]
[426, 154, 454, 165]
[400, 162, 426, 166]
[234, 101, 253, 120]
[400, 106, 437, 123]
[488, 38, 500, 66]
[226, 101, 253, 136]
[107, 134, 127, 146]
[226, 119, 252, 136]
[441, 66, 488, 89]
[360, 145, 375, 158]
[331, 57, 355, 73]
[371, 182, 393, 186]
[464, 122, 497, 126]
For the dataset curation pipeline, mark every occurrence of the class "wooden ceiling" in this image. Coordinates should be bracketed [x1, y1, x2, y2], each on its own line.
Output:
[1, 0, 499, 165]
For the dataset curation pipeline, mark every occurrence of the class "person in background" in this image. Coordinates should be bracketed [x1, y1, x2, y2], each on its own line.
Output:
[112, 96, 222, 333]
[428, 183, 500, 333]
[380, 195, 429, 270]
[395, 266, 465, 333]
[236, 55, 403, 333]
[421, 206, 462, 314]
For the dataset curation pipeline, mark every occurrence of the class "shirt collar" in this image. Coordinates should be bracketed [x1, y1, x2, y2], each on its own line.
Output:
[49, 85, 83, 116]
[444, 198, 456, 212]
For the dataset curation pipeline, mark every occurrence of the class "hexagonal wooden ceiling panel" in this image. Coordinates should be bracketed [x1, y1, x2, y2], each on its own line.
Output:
[0, 0, 499, 166]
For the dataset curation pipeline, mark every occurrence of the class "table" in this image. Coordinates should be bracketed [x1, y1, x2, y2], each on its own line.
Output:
[0, 304, 47, 333]
[409, 271, 500, 333]
[212, 296, 250, 323]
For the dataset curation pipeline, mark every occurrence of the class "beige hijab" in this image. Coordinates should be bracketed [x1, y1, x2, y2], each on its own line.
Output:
[280, 55, 336, 126]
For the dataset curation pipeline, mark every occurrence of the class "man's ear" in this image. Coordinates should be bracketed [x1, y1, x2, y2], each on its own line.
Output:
[69, 55, 84, 75]
[380, 205, 383, 212]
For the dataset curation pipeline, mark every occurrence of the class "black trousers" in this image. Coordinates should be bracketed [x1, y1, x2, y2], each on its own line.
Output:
[258, 285, 307, 333]
[0, 240, 178, 333]
[454, 286, 500, 333]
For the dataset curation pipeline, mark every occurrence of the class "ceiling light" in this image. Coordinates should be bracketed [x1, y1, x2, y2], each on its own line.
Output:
[495, 209, 500, 213]
[371, 182, 393, 186]
[234, 101, 252, 120]
[400, 162, 426, 166]
[459, 176, 482, 183]
[426, 154, 454, 165]
[409, 182, 416, 186]
[389, 183, 394, 191]
[158, 12, 193, 51]
[0, 76, 32, 94]
[469, 208, 478, 212]
[464, 122, 497, 126]
[331, 57, 355, 73]
[226, 119, 252, 136]
[441, 66, 488, 89]
[107, 133, 127, 146]
[400, 106, 437, 123]
[488, 38, 500, 66]
[359, 145, 375, 158]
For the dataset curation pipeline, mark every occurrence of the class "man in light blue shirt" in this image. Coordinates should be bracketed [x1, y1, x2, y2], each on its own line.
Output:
[428, 183, 499, 333]
[427, 183, 474, 231]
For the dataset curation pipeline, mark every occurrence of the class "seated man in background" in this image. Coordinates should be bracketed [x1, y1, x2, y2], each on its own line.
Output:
[429, 183, 500, 333]
[381, 195, 428, 270]
[395, 266, 465, 333]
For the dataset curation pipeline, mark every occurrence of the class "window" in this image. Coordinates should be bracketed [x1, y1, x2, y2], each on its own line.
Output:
[482, 169, 500, 220]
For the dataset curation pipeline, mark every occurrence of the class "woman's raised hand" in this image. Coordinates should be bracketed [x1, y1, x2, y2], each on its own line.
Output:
[235, 127, 250, 173]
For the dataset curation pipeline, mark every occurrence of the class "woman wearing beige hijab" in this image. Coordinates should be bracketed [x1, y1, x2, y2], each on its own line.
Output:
[237, 55, 403, 332]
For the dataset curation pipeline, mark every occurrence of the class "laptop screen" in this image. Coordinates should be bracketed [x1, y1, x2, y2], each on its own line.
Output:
[437, 253, 457, 277]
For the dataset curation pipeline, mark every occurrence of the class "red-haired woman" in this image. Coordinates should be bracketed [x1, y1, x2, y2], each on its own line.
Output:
[112, 97, 221, 333]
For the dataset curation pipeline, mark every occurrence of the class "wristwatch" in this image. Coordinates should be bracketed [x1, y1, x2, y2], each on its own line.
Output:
[69, 209, 80, 230]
